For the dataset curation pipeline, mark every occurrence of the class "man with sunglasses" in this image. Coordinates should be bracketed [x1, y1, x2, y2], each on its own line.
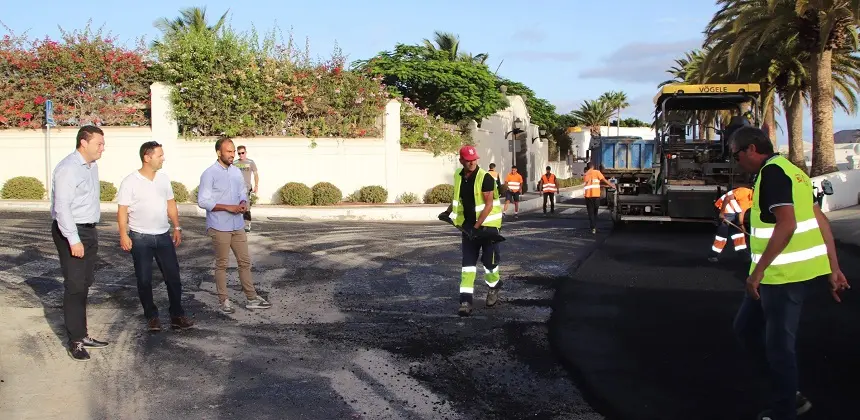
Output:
[729, 126, 849, 420]
[234, 145, 258, 232]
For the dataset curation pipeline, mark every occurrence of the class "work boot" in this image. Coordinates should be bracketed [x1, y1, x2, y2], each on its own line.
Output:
[147, 318, 162, 332]
[171, 316, 195, 330]
[796, 392, 812, 415]
[486, 288, 500, 307]
[458, 302, 472, 317]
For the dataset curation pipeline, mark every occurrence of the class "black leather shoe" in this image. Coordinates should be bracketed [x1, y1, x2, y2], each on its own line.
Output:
[82, 336, 109, 349]
[68, 342, 90, 362]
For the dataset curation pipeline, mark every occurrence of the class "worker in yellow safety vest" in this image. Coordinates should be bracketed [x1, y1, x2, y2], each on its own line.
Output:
[439, 145, 504, 317]
[538, 166, 558, 215]
[708, 185, 753, 262]
[729, 126, 850, 420]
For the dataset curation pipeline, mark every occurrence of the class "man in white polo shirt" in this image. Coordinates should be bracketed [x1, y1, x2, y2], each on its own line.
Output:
[117, 141, 194, 332]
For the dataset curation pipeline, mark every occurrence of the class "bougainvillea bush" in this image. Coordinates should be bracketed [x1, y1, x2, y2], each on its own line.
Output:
[151, 27, 392, 139]
[0, 23, 153, 129]
[399, 96, 470, 156]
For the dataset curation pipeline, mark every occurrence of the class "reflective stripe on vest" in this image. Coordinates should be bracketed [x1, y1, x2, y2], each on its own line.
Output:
[716, 191, 743, 214]
[541, 174, 557, 193]
[583, 170, 602, 198]
[749, 155, 831, 284]
[452, 167, 503, 229]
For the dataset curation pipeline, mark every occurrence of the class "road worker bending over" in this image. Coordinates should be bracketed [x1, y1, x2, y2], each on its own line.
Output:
[439, 146, 504, 317]
[709, 185, 753, 262]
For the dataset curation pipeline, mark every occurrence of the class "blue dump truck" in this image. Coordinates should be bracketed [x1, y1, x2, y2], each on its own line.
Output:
[593, 83, 764, 225]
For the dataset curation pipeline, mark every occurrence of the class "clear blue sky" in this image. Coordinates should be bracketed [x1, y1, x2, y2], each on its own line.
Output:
[3, 0, 856, 143]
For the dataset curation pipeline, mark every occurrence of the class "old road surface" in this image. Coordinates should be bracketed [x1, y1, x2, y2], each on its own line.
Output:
[3, 201, 857, 420]
[0, 205, 606, 420]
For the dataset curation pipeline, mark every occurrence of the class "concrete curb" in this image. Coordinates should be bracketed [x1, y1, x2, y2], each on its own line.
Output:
[0, 186, 584, 222]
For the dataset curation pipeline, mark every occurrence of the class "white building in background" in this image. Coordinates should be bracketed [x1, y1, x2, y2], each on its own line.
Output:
[777, 141, 860, 170]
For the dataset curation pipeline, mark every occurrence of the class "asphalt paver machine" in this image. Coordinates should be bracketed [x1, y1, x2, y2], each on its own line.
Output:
[607, 83, 761, 225]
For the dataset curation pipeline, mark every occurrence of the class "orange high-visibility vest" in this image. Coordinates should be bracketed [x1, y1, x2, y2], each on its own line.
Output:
[715, 187, 753, 215]
[583, 169, 606, 198]
[541, 174, 557, 193]
[505, 173, 523, 192]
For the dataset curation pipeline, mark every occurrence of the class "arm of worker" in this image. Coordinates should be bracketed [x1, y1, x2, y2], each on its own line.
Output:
[197, 170, 239, 213]
[719, 199, 730, 220]
[116, 178, 134, 251]
[474, 174, 496, 229]
[598, 172, 614, 188]
[252, 161, 259, 193]
[53, 165, 84, 257]
[813, 204, 850, 301]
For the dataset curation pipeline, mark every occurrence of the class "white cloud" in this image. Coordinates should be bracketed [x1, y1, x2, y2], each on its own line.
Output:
[578, 39, 703, 84]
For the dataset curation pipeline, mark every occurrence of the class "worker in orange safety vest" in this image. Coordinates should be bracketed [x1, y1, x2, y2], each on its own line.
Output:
[502, 166, 524, 219]
[708, 185, 753, 262]
[538, 166, 558, 215]
[583, 162, 615, 234]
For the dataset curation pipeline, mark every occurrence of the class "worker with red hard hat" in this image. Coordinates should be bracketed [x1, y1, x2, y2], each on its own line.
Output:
[439, 145, 504, 317]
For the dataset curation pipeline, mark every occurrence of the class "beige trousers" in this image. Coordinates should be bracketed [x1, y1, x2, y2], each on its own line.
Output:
[207, 228, 257, 302]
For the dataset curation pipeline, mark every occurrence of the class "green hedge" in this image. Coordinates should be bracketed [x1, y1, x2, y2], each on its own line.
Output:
[424, 184, 453, 204]
[358, 185, 387, 204]
[280, 182, 313, 206]
[312, 182, 342, 206]
[1, 176, 46, 200]
[100, 181, 117, 202]
[171, 181, 189, 203]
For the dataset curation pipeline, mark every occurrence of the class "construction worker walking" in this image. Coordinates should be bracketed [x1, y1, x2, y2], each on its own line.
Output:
[488, 163, 502, 191]
[439, 146, 504, 317]
[709, 185, 753, 262]
[538, 166, 558, 215]
[729, 127, 850, 420]
[503, 166, 523, 219]
[583, 162, 614, 234]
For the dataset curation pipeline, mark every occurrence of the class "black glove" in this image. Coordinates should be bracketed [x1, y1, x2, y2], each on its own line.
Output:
[438, 212, 453, 224]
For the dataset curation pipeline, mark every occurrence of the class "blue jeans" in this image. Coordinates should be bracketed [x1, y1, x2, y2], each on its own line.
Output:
[733, 281, 809, 420]
[129, 231, 185, 319]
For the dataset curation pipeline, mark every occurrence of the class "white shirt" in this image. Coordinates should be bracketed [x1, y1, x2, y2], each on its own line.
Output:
[117, 170, 174, 235]
[50, 151, 100, 245]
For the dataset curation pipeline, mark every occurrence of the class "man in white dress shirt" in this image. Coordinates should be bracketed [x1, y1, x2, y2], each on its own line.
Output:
[50, 125, 110, 362]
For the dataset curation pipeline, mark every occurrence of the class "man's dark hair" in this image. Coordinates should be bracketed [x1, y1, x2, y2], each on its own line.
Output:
[586, 162, 594, 169]
[237, 145, 246, 152]
[730, 126, 774, 155]
[546, 166, 551, 171]
[139, 141, 162, 162]
[76, 125, 104, 148]
[215, 136, 233, 151]
[511, 165, 517, 169]
[489, 163, 496, 169]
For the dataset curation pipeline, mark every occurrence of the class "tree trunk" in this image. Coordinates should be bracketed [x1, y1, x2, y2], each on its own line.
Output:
[763, 92, 777, 148]
[785, 92, 808, 172]
[810, 49, 837, 176]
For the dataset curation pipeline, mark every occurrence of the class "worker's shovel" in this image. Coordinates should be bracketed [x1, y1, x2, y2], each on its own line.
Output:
[723, 218, 749, 235]
[438, 213, 506, 243]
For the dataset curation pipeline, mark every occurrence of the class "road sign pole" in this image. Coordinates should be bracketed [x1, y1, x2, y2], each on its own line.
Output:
[45, 99, 53, 197]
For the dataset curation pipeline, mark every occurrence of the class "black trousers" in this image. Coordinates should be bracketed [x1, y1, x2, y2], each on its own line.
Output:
[585, 197, 600, 229]
[52, 220, 98, 344]
[243, 189, 252, 221]
[460, 228, 500, 304]
[543, 193, 555, 213]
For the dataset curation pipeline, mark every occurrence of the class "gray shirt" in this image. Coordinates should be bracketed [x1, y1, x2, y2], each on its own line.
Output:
[50, 150, 100, 245]
[234, 158, 257, 191]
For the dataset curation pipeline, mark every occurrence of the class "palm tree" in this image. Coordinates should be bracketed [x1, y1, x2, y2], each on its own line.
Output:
[154, 6, 229, 37]
[422, 31, 490, 64]
[571, 100, 615, 138]
[706, 0, 860, 176]
[599, 91, 630, 136]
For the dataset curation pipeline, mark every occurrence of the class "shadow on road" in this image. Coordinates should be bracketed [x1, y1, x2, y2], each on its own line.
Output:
[549, 222, 860, 420]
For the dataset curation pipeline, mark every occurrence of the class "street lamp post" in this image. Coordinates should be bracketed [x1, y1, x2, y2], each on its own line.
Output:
[506, 117, 523, 167]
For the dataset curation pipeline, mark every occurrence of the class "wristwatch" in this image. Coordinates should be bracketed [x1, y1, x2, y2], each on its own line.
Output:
[174, 226, 182, 231]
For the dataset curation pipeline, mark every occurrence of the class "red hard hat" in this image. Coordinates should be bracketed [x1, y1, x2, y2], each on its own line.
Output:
[459, 145, 479, 160]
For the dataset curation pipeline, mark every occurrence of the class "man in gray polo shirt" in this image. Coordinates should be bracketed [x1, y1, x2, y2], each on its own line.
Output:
[198, 137, 271, 314]
[50, 125, 110, 362]
[117, 141, 194, 332]
[234, 145, 258, 232]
